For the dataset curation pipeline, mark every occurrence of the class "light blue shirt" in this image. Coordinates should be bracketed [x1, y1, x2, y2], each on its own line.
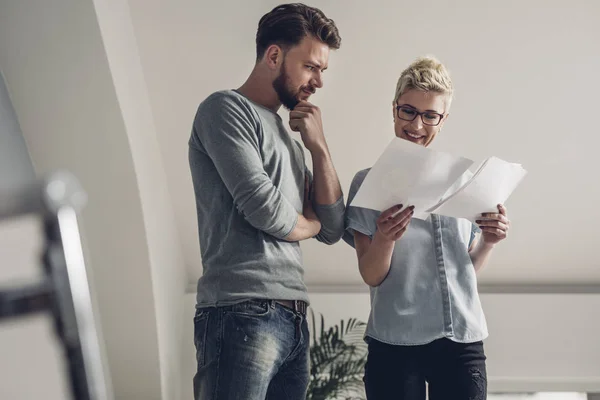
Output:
[344, 168, 488, 345]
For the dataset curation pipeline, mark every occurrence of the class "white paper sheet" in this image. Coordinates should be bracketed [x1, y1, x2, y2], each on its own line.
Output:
[430, 157, 528, 222]
[350, 138, 473, 218]
[349, 138, 527, 221]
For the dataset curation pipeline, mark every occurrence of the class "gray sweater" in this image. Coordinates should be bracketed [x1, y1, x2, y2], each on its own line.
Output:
[188, 90, 345, 306]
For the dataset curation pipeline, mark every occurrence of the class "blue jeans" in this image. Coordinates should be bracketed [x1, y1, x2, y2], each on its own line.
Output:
[364, 338, 487, 400]
[193, 299, 310, 400]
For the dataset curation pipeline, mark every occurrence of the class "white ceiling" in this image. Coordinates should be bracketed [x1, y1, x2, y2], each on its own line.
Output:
[127, 0, 600, 287]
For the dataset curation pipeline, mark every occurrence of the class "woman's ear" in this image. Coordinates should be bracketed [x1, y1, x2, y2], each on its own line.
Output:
[439, 112, 450, 130]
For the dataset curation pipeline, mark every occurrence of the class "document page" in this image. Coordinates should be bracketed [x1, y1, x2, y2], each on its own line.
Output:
[350, 138, 473, 218]
[429, 156, 528, 222]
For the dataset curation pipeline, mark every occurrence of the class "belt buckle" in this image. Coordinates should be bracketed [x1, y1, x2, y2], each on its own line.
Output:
[293, 300, 307, 315]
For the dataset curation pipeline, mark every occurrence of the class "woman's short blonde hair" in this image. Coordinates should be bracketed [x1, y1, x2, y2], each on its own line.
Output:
[393, 56, 453, 109]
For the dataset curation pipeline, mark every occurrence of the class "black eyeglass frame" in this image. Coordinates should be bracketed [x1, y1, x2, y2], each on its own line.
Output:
[396, 104, 445, 126]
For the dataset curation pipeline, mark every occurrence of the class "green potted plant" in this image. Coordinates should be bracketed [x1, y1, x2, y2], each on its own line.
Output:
[306, 310, 368, 400]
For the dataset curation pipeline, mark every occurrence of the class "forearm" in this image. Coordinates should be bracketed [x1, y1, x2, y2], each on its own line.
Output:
[284, 214, 321, 242]
[469, 238, 496, 272]
[224, 174, 298, 239]
[310, 146, 342, 205]
[358, 232, 396, 286]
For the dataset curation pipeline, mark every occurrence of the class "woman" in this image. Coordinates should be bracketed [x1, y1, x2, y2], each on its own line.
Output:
[344, 56, 510, 400]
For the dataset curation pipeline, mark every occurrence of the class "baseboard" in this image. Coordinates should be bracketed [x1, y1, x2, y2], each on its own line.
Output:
[488, 376, 600, 393]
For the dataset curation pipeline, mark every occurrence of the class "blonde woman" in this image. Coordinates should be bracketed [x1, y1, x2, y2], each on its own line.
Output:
[344, 57, 510, 400]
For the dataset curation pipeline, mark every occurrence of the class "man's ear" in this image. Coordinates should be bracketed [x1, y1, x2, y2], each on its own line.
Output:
[264, 44, 283, 70]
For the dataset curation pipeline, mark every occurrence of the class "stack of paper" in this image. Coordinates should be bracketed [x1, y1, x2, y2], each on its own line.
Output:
[350, 138, 527, 222]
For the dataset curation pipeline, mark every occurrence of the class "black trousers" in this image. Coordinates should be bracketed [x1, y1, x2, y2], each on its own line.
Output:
[364, 337, 487, 400]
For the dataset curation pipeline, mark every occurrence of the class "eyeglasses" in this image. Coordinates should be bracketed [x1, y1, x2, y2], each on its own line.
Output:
[396, 105, 444, 126]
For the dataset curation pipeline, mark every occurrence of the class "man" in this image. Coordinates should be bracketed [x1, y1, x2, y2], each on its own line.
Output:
[188, 3, 344, 399]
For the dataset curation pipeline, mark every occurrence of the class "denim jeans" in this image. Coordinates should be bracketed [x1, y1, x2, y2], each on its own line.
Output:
[364, 337, 487, 400]
[193, 300, 310, 400]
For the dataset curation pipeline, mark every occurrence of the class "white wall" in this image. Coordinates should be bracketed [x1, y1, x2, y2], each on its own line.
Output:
[0, 0, 185, 398]
[92, 0, 187, 398]
[126, 0, 600, 288]
[0, 72, 35, 189]
[179, 292, 600, 398]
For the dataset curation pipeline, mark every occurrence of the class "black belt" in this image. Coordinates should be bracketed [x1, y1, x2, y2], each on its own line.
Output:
[275, 299, 308, 315]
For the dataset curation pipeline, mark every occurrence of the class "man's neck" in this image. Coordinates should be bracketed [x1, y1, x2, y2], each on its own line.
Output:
[237, 66, 281, 113]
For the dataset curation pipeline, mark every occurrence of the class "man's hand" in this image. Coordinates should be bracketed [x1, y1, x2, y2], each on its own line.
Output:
[289, 101, 326, 153]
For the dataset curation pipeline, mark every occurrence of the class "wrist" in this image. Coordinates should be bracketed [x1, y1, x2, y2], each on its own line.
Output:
[373, 230, 396, 248]
[477, 240, 496, 251]
[311, 219, 322, 235]
[308, 142, 329, 157]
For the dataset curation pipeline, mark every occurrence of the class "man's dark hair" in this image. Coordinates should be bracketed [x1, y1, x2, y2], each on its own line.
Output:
[255, 3, 341, 61]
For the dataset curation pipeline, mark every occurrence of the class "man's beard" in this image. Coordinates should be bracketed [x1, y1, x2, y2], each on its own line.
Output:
[272, 66, 300, 111]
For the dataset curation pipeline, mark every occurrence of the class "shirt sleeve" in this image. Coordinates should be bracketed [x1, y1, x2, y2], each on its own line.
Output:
[189, 93, 298, 239]
[342, 169, 380, 248]
[305, 168, 345, 245]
